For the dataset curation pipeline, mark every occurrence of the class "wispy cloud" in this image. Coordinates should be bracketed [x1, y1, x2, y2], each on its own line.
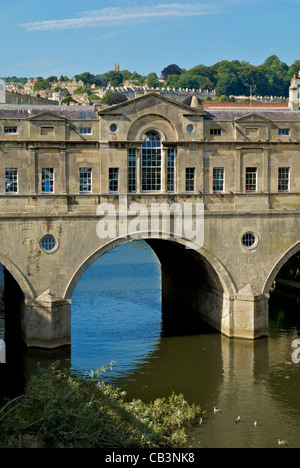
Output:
[20, 3, 225, 32]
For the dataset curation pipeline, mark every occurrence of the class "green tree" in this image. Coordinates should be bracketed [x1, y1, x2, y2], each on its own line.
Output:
[33, 77, 51, 91]
[161, 64, 182, 79]
[146, 72, 161, 88]
[130, 71, 145, 85]
[59, 75, 70, 82]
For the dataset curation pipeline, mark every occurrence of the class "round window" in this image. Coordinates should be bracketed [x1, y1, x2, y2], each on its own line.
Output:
[110, 123, 118, 133]
[186, 124, 194, 133]
[242, 232, 257, 249]
[40, 235, 57, 253]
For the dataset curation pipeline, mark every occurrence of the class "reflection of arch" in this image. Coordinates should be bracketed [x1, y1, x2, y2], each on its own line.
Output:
[64, 236, 236, 302]
[127, 114, 177, 141]
[0, 253, 35, 301]
[263, 240, 300, 295]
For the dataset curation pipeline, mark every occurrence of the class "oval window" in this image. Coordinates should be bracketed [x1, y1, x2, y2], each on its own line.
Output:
[40, 235, 57, 253]
[242, 232, 257, 249]
[186, 124, 194, 133]
[110, 123, 118, 133]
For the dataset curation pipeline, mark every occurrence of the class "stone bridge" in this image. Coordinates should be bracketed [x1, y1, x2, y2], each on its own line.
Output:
[1, 193, 300, 348]
[0, 92, 299, 348]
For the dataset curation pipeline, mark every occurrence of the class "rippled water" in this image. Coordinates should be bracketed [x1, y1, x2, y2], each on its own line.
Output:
[1, 241, 300, 448]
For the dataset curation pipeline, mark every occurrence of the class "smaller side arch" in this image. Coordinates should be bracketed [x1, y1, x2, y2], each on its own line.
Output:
[263, 240, 300, 295]
[0, 253, 35, 302]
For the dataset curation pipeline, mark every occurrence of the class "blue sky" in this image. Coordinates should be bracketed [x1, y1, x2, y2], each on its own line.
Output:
[1, 0, 299, 79]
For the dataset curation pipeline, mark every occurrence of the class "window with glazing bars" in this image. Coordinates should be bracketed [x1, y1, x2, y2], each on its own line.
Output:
[79, 168, 92, 193]
[109, 168, 119, 193]
[128, 149, 137, 193]
[42, 168, 54, 193]
[141, 132, 162, 191]
[278, 167, 290, 192]
[245, 167, 257, 192]
[5, 168, 18, 193]
[167, 149, 175, 192]
[213, 167, 224, 192]
[186, 168, 195, 192]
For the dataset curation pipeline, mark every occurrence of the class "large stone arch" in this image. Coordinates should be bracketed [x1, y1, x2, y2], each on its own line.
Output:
[263, 240, 300, 295]
[63, 235, 236, 336]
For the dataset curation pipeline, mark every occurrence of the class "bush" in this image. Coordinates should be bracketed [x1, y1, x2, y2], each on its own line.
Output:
[0, 365, 203, 448]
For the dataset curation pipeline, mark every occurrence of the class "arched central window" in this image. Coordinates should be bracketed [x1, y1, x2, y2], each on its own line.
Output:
[141, 131, 162, 191]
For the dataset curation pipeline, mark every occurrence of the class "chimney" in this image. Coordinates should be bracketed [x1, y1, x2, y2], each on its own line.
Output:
[289, 71, 300, 110]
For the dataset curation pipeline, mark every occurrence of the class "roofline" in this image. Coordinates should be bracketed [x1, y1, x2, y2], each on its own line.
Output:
[97, 91, 206, 115]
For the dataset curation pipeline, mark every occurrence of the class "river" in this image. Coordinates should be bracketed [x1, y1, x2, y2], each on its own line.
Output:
[1, 240, 300, 448]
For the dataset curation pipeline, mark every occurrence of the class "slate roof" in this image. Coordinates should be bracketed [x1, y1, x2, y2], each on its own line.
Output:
[204, 108, 300, 121]
[0, 105, 97, 120]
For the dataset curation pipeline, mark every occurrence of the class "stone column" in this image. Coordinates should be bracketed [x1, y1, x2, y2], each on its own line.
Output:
[262, 147, 269, 192]
[29, 146, 37, 194]
[235, 148, 242, 193]
[60, 146, 67, 194]
[23, 290, 71, 349]
[233, 284, 268, 339]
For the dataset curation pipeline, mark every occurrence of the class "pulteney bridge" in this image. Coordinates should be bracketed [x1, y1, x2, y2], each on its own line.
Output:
[0, 91, 300, 348]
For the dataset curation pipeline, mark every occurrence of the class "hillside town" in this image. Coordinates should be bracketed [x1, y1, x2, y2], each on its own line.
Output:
[1, 60, 294, 108]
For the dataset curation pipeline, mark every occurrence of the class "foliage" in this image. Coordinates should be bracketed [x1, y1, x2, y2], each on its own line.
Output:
[100, 93, 128, 105]
[162, 56, 299, 96]
[101, 71, 124, 88]
[0, 365, 202, 448]
[89, 94, 101, 100]
[4, 55, 300, 98]
[59, 75, 70, 82]
[74, 86, 92, 95]
[60, 96, 77, 105]
[146, 72, 162, 88]
[161, 64, 182, 79]
[1, 76, 28, 84]
[33, 77, 51, 92]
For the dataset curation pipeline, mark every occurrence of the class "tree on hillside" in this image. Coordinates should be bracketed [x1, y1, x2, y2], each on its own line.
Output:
[161, 64, 182, 79]
[33, 77, 51, 91]
[130, 71, 145, 85]
[101, 71, 123, 88]
[101, 93, 128, 105]
[146, 72, 161, 88]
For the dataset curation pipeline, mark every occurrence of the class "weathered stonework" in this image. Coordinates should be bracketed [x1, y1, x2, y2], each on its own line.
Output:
[0, 93, 299, 348]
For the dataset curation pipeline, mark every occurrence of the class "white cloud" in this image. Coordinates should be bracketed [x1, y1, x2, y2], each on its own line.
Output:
[20, 3, 225, 32]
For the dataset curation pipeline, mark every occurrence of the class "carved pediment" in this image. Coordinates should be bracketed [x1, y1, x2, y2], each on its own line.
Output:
[98, 92, 205, 117]
[27, 111, 68, 122]
[234, 113, 271, 124]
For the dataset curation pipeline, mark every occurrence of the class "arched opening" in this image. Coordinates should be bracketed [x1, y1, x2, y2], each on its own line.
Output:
[0, 265, 26, 354]
[69, 238, 228, 379]
[0, 264, 27, 400]
[262, 241, 300, 337]
[267, 244, 300, 332]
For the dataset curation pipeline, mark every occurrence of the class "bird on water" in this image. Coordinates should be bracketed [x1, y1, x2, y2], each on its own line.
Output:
[278, 439, 288, 446]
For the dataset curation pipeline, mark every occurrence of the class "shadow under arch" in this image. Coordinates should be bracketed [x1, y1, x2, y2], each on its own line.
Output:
[0, 253, 35, 302]
[64, 235, 236, 335]
[262, 240, 300, 295]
